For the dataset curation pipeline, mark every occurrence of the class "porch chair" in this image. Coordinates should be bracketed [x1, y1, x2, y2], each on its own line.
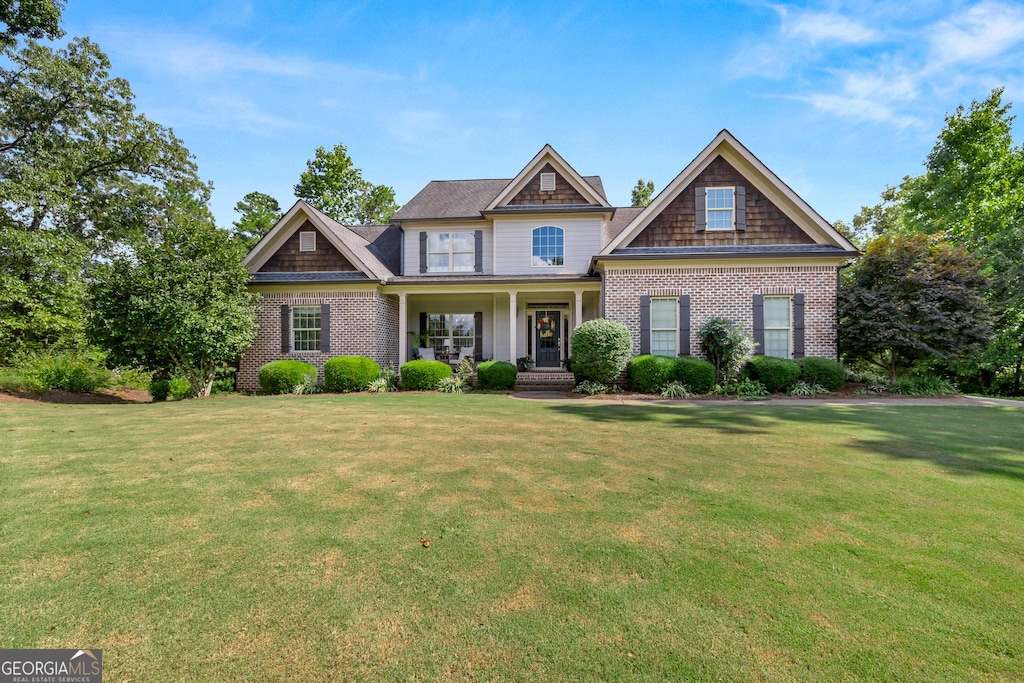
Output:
[457, 346, 474, 364]
[418, 347, 435, 360]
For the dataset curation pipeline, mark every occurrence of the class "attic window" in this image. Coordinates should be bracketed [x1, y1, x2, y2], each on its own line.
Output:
[540, 172, 556, 192]
[299, 231, 316, 252]
[706, 188, 735, 230]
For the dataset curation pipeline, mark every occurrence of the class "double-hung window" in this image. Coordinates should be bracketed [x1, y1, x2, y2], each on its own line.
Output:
[706, 188, 735, 230]
[292, 306, 321, 351]
[650, 297, 678, 356]
[426, 313, 474, 352]
[532, 226, 564, 267]
[427, 233, 475, 272]
[763, 296, 791, 358]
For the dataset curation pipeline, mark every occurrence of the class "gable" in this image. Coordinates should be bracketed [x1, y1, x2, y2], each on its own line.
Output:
[486, 145, 611, 210]
[258, 220, 358, 273]
[630, 157, 815, 248]
[507, 163, 591, 206]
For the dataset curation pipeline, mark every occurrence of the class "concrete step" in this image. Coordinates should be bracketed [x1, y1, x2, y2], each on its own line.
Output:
[515, 372, 575, 392]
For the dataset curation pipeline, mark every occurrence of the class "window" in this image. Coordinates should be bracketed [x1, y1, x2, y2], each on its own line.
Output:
[299, 231, 316, 252]
[292, 306, 321, 351]
[763, 296, 791, 358]
[540, 172, 556, 191]
[706, 188, 734, 230]
[426, 313, 474, 352]
[651, 298, 678, 356]
[427, 232, 475, 272]
[532, 226, 564, 267]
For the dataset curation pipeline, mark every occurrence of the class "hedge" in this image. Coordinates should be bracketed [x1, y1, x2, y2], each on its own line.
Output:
[400, 359, 452, 390]
[569, 319, 632, 384]
[476, 360, 517, 390]
[798, 357, 845, 391]
[673, 357, 716, 394]
[628, 355, 677, 394]
[745, 356, 801, 393]
[258, 360, 318, 395]
[324, 355, 381, 393]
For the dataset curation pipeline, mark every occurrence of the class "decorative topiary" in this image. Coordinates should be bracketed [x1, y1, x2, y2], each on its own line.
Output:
[798, 357, 846, 392]
[672, 357, 716, 394]
[628, 355, 677, 394]
[323, 355, 381, 392]
[699, 317, 756, 383]
[569, 319, 632, 384]
[258, 359, 318, 395]
[476, 360, 517, 390]
[400, 359, 452, 390]
[745, 356, 801, 394]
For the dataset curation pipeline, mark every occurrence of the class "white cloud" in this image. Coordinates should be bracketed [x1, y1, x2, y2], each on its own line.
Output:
[780, 7, 880, 45]
[929, 1, 1024, 66]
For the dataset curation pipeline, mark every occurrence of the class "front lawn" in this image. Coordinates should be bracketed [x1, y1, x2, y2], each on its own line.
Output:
[2, 395, 1023, 681]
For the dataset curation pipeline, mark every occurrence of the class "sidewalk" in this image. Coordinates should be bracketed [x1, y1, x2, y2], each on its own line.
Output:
[509, 393, 1024, 408]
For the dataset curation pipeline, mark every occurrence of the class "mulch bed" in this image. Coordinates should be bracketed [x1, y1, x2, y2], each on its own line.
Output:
[0, 387, 152, 404]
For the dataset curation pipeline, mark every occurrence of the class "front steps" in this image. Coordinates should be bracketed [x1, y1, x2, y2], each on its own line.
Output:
[515, 371, 575, 392]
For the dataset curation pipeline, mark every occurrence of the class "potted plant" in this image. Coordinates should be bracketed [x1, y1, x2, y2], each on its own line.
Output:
[517, 355, 534, 372]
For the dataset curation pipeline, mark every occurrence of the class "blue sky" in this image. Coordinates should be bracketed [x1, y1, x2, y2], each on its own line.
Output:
[61, 0, 1024, 228]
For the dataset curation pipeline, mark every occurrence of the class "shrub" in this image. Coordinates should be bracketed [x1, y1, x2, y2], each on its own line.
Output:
[16, 349, 114, 393]
[660, 381, 693, 399]
[732, 378, 769, 400]
[569, 319, 632, 384]
[324, 355, 381, 393]
[476, 360, 517, 391]
[699, 317, 755, 383]
[0, 367, 45, 393]
[367, 364, 398, 393]
[437, 376, 465, 393]
[573, 380, 609, 395]
[628, 355, 676, 394]
[149, 379, 171, 401]
[110, 366, 152, 391]
[889, 375, 958, 396]
[149, 377, 192, 401]
[746, 356, 801, 393]
[799, 357, 846, 392]
[258, 360, 318, 395]
[400, 359, 452, 390]
[672, 357, 716, 394]
[790, 381, 829, 396]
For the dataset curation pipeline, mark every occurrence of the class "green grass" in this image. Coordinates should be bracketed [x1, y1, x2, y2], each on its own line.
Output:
[2, 394, 1023, 681]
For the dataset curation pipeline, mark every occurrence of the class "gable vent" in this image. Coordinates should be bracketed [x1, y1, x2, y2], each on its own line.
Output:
[540, 172, 556, 192]
[299, 231, 316, 252]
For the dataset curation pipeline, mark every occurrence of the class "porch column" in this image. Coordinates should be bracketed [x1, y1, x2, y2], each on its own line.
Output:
[508, 291, 518, 363]
[398, 292, 408, 364]
[572, 289, 584, 356]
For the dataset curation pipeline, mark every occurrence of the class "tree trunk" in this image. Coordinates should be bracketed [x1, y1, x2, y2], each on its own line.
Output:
[1014, 357, 1022, 396]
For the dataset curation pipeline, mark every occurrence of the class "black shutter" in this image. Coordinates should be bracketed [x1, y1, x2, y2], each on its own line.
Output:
[695, 187, 706, 232]
[752, 294, 765, 356]
[320, 303, 331, 354]
[639, 295, 651, 355]
[474, 311, 483, 361]
[419, 232, 427, 273]
[281, 305, 290, 353]
[735, 186, 746, 232]
[527, 315, 533, 356]
[418, 312, 427, 346]
[678, 295, 691, 356]
[474, 230, 483, 273]
[793, 293, 805, 359]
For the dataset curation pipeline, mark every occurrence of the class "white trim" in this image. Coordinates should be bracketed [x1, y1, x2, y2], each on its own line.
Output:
[650, 296, 678, 356]
[531, 225, 565, 268]
[763, 294, 793, 359]
[425, 230, 475, 273]
[486, 145, 611, 210]
[705, 187, 735, 231]
[540, 172, 556, 191]
[298, 230, 316, 252]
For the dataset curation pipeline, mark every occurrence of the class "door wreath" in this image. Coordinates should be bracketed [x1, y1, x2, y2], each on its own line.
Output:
[537, 315, 555, 339]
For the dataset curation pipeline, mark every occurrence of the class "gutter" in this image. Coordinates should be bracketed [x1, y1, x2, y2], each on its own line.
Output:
[589, 249, 862, 274]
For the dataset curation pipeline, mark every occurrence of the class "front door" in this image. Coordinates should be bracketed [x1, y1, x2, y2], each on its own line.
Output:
[535, 311, 561, 368]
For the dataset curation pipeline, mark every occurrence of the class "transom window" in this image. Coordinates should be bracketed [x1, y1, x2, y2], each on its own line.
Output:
[426, 313, 474, 352]
[292, 306, 321, 351]
[651, 297, 678, 356]
[532, 226, 564, 267]
[427, 232, 475, 272]
[706, 188, 735, 230]
[763, 296, 792, 358]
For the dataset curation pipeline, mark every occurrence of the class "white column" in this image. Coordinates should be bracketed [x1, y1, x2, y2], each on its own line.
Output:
[572, 289, 584, 356]
[508, 291, 518, 363]
[398, 292, 408, 364]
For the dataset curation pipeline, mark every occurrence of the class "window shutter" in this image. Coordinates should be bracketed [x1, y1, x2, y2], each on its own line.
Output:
[639, 295, 651, 355]
[678, 295, 691, 356]
[474, 230, 483, 273]
[419, 312, 427, 345]
[793, 293, 805, 359]
[474, 311, 483, 361]
[695, 187, 706, 232]
[419, 232, 427, 273]
[281, 305, 290, 353]
[735, 186, 746, 232]
[752, 294, 765, 356]
[320, 303, 331, 354]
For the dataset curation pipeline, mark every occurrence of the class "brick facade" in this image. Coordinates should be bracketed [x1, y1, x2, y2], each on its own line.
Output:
[602, 264, 838, 360]
[237, 289, 399, 390]
[508, 163, 591, 205]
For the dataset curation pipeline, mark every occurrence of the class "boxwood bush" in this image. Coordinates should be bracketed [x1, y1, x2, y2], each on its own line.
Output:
[150, 377, 192, 401]
[400, 359, 452, 390]
[628, 355, 677, 394]
[476, 360, 517, 390]
[258, 360, 318, 395]
[324, 355, 381, 393]
[745, 356, 801, 393]
[569, 319, 632, 384]
[672, 357, 715, 394]
[798, 357, 845, 392]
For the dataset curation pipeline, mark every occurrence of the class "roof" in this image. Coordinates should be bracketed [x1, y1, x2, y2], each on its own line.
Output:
[602, 207, 643, 248]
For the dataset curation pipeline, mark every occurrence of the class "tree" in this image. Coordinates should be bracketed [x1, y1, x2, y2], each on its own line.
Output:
[838, 234, 991, 381]
[294, 143, 399, 224]
[0, 0, 63, 48]
[699, 317, 756, 384]
[631, 178, 655, 207]
[88, 189, 259, 398]
[232, 191, 282, 249]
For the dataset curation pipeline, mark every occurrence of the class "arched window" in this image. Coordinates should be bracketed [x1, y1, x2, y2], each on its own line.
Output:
[532, 226, 564, 267]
